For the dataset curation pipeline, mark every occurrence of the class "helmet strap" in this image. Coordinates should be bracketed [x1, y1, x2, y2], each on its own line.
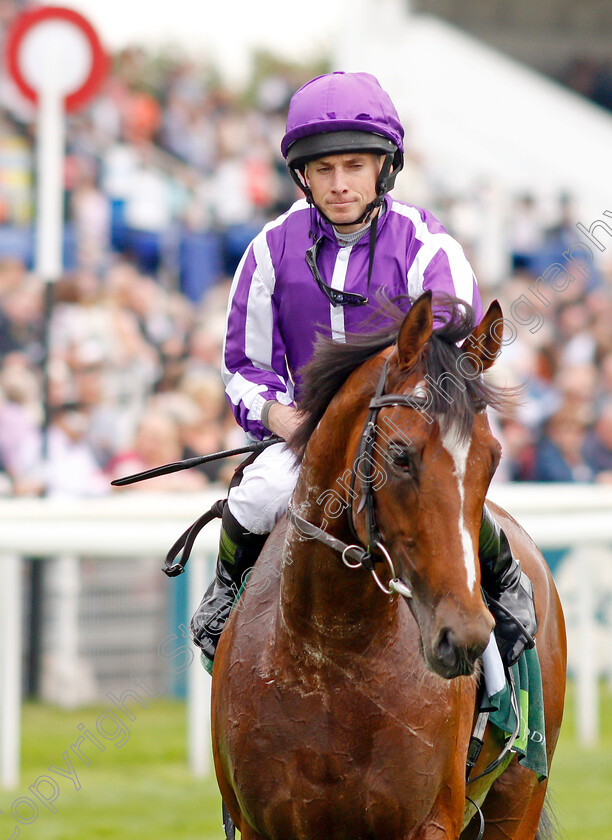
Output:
[289, 166, 312, 201]
[376, 152, 395, 197]
[365, 211, 379, 296]
[292, 150, 395, 304]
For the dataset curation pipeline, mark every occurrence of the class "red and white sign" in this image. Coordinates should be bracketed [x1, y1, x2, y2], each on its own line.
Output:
[6, 5, 108, 112]
[5, 7, 108, 281]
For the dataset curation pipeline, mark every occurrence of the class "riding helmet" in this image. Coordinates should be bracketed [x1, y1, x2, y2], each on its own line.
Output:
[281, 71, 404, 196]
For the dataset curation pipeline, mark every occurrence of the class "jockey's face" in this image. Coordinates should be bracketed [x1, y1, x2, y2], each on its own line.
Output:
[305, 152, 383, 232]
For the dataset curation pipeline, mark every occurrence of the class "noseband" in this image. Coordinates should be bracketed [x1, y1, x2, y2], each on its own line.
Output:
[288, 358, 430, 598]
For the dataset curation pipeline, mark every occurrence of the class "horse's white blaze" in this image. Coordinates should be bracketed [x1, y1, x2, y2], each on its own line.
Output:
[440, 422, 476, 591]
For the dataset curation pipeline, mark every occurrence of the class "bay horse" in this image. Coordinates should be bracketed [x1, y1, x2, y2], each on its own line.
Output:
[211, 293, 566, 840]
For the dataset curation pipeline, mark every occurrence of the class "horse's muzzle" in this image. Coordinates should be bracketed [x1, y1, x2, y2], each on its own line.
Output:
[427, 606, 494, 679]
[429, 627, 483, 678]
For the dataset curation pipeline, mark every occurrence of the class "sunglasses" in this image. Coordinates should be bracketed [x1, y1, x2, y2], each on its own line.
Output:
[305, 236, 369, 307]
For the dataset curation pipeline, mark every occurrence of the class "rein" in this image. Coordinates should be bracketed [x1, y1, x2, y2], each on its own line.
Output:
[287, 504, 412, 598]
[288, 359, 430, 599]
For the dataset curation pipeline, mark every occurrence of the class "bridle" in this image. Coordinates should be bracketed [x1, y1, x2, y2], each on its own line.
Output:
[287, 357, 431, 599]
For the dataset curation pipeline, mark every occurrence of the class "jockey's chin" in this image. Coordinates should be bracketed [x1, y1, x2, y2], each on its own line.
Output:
[324, 200, 376, 233]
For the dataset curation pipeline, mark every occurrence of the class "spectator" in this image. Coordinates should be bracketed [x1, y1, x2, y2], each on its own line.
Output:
[0, 360, 41, 493]
[70, 166, 111, 273]
[0, 256, 27, 296]
[177, 370, 238, 484]
[508, 194, 545, 274]
[108, 407, 207, 493]
[533, 407, 593, 483]
[553, 363, 598, 428]
[72, 354, 128, 469]
[583, 400, 612, 483]
[494, 416, 536, 482]
[595, 351, 612, 409]
[0, 276, 44, 362]
[43, 403, 109, 497]
[7, 400, 109, 498]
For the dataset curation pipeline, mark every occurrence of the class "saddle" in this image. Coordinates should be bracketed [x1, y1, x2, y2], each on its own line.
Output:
[464, 645, 547, 835]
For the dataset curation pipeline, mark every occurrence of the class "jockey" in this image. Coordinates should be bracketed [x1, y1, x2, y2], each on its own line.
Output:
[191, 71, 537, 671]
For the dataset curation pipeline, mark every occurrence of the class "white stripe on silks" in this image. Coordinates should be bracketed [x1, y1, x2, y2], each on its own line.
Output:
[223, 365, 293, 422]
[244, 207, 293, 368]
[245, 266, 274, 369]
[223, 202, 308, 408]
[225, 199, 307, 364]
[440, 420, 477, 591]
[329, 245, 353, 340]
[222, 244, 250, 360]
[390, 202, 476, 304]
[223, 368, 268, 412]
[252, 216, 279, 295]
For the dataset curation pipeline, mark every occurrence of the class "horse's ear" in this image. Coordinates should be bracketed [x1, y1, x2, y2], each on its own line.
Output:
[463, 299, 503, 372]
[397, 291, 434, 370]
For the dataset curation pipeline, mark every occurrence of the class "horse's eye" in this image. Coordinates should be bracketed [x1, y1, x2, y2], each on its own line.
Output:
[388, 442, 418, 476]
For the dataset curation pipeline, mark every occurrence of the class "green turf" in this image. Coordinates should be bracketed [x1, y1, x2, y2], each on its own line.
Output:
[0, 699, 222, 840]
[1, 682, 610, 839]
[550, 682, 612, 840]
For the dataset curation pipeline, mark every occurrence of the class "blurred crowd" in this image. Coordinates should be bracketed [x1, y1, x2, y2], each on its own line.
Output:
[0, 1, 611, 497]
[561, 56, 612, 113]
[0, 257, 245, 495]
[484, 194, 612, 484]
[0, 1, 305, 497]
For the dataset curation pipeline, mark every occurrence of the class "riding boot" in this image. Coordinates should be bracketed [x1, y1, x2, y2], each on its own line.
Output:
[191, 507, 267, 666]
[479, 504, 538, 667]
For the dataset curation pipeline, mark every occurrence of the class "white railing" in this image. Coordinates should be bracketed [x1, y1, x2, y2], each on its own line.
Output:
[490, 483, 612, 749]
[0, 490, 221, 789]
[1, 484, 611, 788]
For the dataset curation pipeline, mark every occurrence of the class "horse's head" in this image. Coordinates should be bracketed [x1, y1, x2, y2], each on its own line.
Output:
[346, 293, 504, 678]
[290, 292, 507, 679]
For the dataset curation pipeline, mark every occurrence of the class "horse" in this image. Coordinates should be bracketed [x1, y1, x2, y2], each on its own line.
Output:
[210, 293, 567, 840]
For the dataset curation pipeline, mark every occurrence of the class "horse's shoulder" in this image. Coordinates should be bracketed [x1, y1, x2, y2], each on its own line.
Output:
[484, 499, 541, 563]
[484, 498, 564, 642]
[226, 517, 288, 629]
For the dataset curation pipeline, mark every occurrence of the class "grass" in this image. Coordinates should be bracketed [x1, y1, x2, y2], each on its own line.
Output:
[1, 682, 610, 839]
[1, 700, 222, 840]
[550, 682, 612, 840]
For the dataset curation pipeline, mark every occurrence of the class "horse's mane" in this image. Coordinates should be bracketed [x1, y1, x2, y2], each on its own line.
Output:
[289, 295, 509, 462]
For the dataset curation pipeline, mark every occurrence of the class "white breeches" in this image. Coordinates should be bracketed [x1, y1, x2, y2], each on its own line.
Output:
[226, 442, 300, 535]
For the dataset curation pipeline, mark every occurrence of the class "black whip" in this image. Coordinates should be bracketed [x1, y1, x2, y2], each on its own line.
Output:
[110, 436, 283, 487]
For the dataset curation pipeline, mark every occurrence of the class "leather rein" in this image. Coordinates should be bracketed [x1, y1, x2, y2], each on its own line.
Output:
[287, 358, 430, 600]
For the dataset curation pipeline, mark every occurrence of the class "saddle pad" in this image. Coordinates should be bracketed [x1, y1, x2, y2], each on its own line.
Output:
[485, 646, 548, 780]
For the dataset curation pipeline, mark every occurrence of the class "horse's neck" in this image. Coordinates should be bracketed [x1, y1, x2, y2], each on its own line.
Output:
[279, 476, 396, 655]
[278, 361, 398, 653]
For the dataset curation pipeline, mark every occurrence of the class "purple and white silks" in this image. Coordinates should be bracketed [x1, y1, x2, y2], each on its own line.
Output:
[222, 195, 483, 441]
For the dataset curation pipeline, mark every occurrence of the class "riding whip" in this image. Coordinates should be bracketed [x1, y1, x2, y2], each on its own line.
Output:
[110, 436, 283, 487]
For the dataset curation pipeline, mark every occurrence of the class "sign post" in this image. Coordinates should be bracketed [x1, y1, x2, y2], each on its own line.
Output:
[2, 6, 107, 788]
[7, 6, 108, 282]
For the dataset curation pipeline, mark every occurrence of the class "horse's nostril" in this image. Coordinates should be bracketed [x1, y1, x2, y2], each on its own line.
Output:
[435, 627, 457, 667]
[432, 626, 483, 678]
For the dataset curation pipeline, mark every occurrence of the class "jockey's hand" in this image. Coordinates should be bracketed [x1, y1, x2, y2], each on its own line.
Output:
[266, 403, 302, 440]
